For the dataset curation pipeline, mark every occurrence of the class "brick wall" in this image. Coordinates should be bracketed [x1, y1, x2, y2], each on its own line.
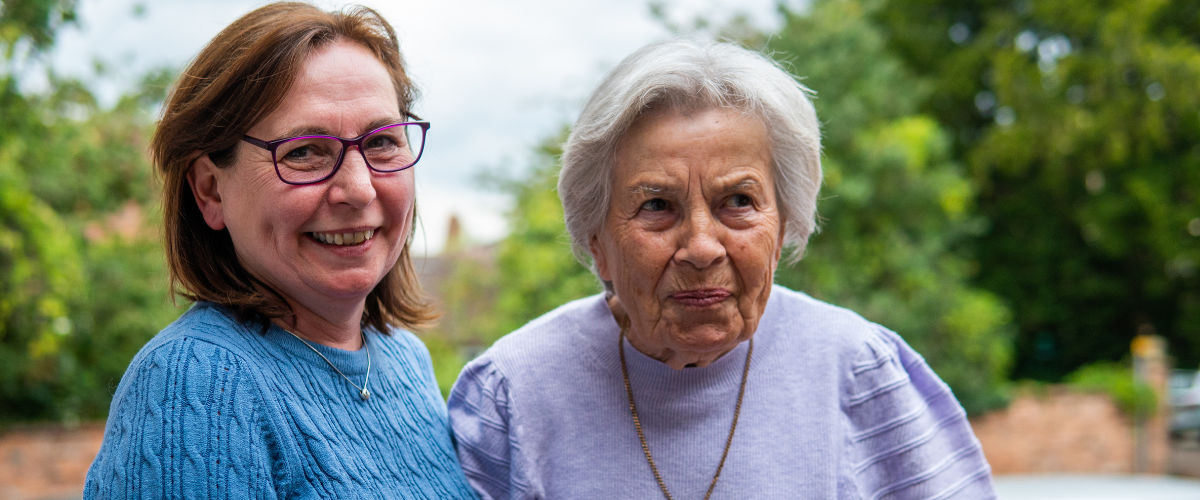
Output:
[970, 387, 1168, 474]
[0, 423, 103, 500]
[0, 389, 1180, 499]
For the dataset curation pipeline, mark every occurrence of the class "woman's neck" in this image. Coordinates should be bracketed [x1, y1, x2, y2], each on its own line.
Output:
[272, 300, 366, 351]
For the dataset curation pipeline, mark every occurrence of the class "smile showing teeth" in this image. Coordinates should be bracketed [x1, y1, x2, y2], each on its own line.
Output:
[311, 229, 374, 246]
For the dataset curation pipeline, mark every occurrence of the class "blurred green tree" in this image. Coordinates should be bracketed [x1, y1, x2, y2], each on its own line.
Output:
[0, 0, 75, 56]
[758, 0, 1015, 414]
[873, 0, 1200, 380]
[422, 131, 599, 397]
[0, 0, 181, 422]
[0, 0, 87, 422]
[0, 134, 84, 421]
[487, 130, 601, 340]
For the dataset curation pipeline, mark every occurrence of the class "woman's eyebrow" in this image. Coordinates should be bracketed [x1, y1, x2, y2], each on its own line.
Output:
[364, 116, 405, 132]
[722, 178, 762, 193]
[278, 125, 332, 139]
[629, 184, 669, 196]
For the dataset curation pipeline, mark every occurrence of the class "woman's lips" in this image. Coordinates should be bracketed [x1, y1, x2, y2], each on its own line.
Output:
[669, 288, 732, 307]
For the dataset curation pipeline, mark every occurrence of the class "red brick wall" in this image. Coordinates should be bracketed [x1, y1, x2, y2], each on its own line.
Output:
[969, 388, 1165, 474]
[0, 423, 104, 500]
[0, 389, 1177, 499]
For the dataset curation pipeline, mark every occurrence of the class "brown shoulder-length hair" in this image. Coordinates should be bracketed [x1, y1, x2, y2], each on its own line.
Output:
[154, 2, 436, 333]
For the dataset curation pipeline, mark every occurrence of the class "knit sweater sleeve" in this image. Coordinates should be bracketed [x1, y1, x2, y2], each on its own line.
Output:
[447, 357, 534, 500]
[84, 336, 282, 500]
[842, 325, 996, 500]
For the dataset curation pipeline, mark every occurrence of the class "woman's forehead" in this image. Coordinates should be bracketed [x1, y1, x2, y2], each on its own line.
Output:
[622, 107, 766, 148]
[612, 110, 772, 194]
[616, 164, 774, 197]
[252, 40, 399, 139]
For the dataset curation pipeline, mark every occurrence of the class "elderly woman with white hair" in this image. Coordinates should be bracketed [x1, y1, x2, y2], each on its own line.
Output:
[448, 38, 996, 500]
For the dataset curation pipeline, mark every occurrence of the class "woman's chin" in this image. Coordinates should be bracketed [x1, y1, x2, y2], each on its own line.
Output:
[302, 276, 380, 302]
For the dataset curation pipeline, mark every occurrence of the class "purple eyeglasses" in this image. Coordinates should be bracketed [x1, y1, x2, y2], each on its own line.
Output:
[241, 118, 430, 185]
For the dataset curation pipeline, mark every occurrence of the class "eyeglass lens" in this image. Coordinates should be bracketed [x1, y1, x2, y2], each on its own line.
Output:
[274, 123, 425, 184]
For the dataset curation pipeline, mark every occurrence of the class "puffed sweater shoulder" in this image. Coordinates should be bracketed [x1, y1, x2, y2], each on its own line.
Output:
[448, 286, 997, 500]
[84, 302, 477, 500]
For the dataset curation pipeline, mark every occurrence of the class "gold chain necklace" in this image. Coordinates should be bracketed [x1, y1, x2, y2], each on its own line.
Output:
[283, 328, 372, 401]
[619, 331, 752, 500]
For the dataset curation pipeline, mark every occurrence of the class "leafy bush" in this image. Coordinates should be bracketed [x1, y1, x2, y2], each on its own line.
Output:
[1065, 362, 1157, 418]
[765, 0, 1015, 415]
[0, 0, 183, 423]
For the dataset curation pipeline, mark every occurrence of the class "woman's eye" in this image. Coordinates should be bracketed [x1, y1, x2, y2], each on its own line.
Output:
[727, 194, 753, 208]
[641, 198, 669, 212]
[365, 135, 398, 150]
[285, 146, 312, 159]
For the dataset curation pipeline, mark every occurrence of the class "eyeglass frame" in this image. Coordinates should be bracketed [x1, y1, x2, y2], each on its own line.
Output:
[240, 116, 430, 186]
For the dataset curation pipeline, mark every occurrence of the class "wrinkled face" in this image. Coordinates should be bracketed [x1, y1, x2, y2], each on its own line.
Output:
[590, 106, 782, 369]
[198, 40, 413, 315]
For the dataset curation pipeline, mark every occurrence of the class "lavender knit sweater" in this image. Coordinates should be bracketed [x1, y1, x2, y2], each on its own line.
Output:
[448, 286, 996, 499]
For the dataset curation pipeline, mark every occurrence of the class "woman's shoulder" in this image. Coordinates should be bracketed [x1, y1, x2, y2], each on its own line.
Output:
[87, 303, 288, 498]
[764, 285, 949, 403]
[143, 300, 253, 343]
[767, 285, 962, 410]
[373, 325, 430, 357]
[114, 302, 281, 401]
[467, 293, 612, 375]
[766, 285, 892, 358]
[371, 326, 438, 382]
[128, 302, 263, 365]
[768, 285, 870, 323]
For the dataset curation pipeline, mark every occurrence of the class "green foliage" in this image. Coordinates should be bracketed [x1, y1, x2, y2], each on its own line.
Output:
[0, 0, 75, 55]
[0, 137, 84, 421]
[874, 0, 1200, 380]
[0, 0, 181, 423]
[488, 131, 601, 339]
[766, 0, 1015, 414]
[0, 80, 182, 422]
[422, 334, 466, 400]
[421, 249, 500, 399]
[1066, 361, 1158, 418]
[64, 232, 181, 419]
[423, 130, 600, 397]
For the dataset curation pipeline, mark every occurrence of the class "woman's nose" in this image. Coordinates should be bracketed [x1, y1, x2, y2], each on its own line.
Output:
[327, 150, 376, 208]
[674, 210, 726, 269]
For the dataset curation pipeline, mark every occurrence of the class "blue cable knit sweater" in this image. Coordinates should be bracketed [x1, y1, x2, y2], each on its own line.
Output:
[83, 302, 477, 499]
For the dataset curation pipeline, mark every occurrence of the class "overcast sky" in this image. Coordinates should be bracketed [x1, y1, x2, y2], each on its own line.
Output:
[46, 0, 793, 255]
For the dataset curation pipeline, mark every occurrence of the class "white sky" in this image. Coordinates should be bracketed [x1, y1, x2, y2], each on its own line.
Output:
[45, 0, 792, 255]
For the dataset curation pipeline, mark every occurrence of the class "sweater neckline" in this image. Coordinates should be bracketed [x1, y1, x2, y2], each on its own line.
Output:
[263, 322, 373, 377]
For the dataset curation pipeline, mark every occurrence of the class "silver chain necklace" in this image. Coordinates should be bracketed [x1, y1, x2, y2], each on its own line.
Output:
[282, 328, 372, 401]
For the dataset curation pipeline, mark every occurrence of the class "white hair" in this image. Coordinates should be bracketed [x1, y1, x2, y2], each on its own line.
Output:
[558, 37, 823, 284]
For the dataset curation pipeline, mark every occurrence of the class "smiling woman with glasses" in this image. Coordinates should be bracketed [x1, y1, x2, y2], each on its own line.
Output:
[82, 3, 477, 499]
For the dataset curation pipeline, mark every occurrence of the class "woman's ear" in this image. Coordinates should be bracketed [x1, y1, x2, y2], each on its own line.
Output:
[775, 222, 785, 262]
[589, 235, 612, 281]
[187, 155, 227, 230]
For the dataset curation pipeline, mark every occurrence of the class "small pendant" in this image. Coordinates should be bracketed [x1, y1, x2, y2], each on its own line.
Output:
[360, 388, 370, 401]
